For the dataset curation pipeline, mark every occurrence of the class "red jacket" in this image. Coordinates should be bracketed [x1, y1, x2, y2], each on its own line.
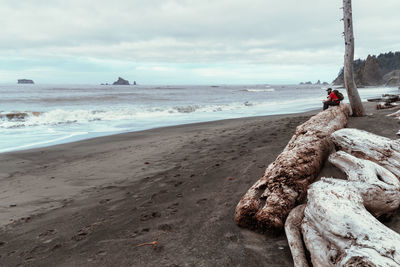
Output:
[329, 92, 339, 102]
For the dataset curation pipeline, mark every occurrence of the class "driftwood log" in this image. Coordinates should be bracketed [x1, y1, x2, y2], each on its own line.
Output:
[367, 94, 400, 109]
[377, 102, 397, 110]
[235, 104, 350, 231]
[331, 128, 400, 178]
[285, 130, 400, 266]
[387, 111, 400, 136]
[284, 205, 308, 267]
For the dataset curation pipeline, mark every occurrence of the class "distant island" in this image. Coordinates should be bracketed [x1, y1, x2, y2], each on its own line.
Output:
[299, 80, 329, 85]
[18, 79, 34, 84]
[113, 77, 130, 85]
[104, 77, 137, 85]
[333, 51, 400, 87]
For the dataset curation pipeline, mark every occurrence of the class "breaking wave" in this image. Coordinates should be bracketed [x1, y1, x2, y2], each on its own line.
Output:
[0, 102, 259, 129]
[243, 88, 275, 92]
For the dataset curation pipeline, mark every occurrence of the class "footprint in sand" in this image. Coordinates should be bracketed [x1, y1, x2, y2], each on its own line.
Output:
[71, 222, 102, 241]
[71, 230, 89, 241]
[158, 223, 173, 232]
[140, 211, 161, 221]
[96, 250, 107, 256]
[167, 203, 179, 215]
[196, 198, 208, 205]
[99, 198, 111, 204]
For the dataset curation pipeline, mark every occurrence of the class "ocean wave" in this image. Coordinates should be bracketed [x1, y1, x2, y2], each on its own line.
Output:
[0, 111, 41, 121]
[2, 98, 312, 129]
[243, 88, 275, 92]
[0, 102, 259, 128]
[173, 105, 200, 113]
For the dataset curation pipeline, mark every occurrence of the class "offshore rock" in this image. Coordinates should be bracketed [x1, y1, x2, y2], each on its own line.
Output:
[18, 79, 34, 84]
[113, 77, 130, 85]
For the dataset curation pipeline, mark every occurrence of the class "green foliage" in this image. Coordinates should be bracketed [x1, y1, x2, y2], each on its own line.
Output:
[376, 51, 400, 74]
[336, 51, 400, 77]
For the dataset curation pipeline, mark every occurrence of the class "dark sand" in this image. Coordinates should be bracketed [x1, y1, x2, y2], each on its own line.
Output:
[0, 103, 399, 267]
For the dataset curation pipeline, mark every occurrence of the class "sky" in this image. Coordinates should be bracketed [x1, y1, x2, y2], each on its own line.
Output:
[0, 0, 399, 85]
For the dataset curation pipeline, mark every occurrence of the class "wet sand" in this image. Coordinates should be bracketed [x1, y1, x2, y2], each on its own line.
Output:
[0, 103, 399, 266]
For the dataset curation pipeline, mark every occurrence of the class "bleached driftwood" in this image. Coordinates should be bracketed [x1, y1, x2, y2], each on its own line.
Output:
[377, 102, 397, 110]
[284, 205, 308, 267]
[235, 104, 350, 231]
[285, 130, 400, 267]
[388, 110, 400, 118]
[329, 151, 400, 217]
[331, 128, 400, 178]
[387, 111, 400, 136]
[302, 153, 400, 266]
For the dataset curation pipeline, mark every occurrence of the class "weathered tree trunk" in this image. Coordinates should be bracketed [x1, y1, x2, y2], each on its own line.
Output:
[331, 128, 400, 178]
[343, 0, 365, 117]
[235, 105, 350, 231]
[285, 130, 400, 267]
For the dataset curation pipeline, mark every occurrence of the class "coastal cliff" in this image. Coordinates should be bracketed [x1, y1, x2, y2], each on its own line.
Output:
[333, 51, 400, 87]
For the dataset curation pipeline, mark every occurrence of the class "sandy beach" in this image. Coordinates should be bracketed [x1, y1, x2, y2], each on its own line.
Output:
[0, 103, 399, 267]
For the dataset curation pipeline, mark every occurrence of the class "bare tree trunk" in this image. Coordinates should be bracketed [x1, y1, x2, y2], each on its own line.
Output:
[343, 0, 365, 116]
[235, 105, 350, 231]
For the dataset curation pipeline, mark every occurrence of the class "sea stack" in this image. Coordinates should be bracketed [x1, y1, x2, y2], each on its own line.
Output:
[113, 77, 130, 85]
[18, 79, 34, 84]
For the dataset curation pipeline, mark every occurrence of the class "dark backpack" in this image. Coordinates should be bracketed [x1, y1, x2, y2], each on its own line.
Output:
[333, 90, 344, 101]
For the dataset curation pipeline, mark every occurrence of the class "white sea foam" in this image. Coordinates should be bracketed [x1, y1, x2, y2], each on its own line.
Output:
[0, 104, 248, 128]
[0, 131, 88, 153]
[244, 88, 275, 92]
[0, 84, 397, 153]
[0, 95, 338, 130]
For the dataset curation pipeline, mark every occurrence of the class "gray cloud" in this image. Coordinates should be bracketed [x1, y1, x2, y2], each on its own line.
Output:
[0, 0, 399, 83]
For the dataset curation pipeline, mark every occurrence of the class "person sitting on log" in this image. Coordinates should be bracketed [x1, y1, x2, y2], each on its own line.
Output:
[323, 88, 340, 110]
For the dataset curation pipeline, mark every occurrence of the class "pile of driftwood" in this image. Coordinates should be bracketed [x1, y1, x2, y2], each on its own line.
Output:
[235, 105, 400, 266]
[235, 104, 350, 231]
[367, 94, 400, 109]
[286, 129, 400, 266]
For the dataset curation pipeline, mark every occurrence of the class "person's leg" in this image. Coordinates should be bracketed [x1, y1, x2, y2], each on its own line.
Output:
[331, 101, 339, 106]
[324, 101, 339, 110]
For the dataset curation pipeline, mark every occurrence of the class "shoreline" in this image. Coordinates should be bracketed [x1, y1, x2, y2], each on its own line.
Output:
[0, 109, 320, 226]
[0, 103, 399, 266]
[0, 108, 321, 155]
[3, 85, 397, 154]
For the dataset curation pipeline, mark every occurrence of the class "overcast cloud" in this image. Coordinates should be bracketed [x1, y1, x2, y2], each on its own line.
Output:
[0, 0, 399, 84]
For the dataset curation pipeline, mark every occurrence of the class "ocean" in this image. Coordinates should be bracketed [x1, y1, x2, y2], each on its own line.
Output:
[0, 83, 397, 153]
